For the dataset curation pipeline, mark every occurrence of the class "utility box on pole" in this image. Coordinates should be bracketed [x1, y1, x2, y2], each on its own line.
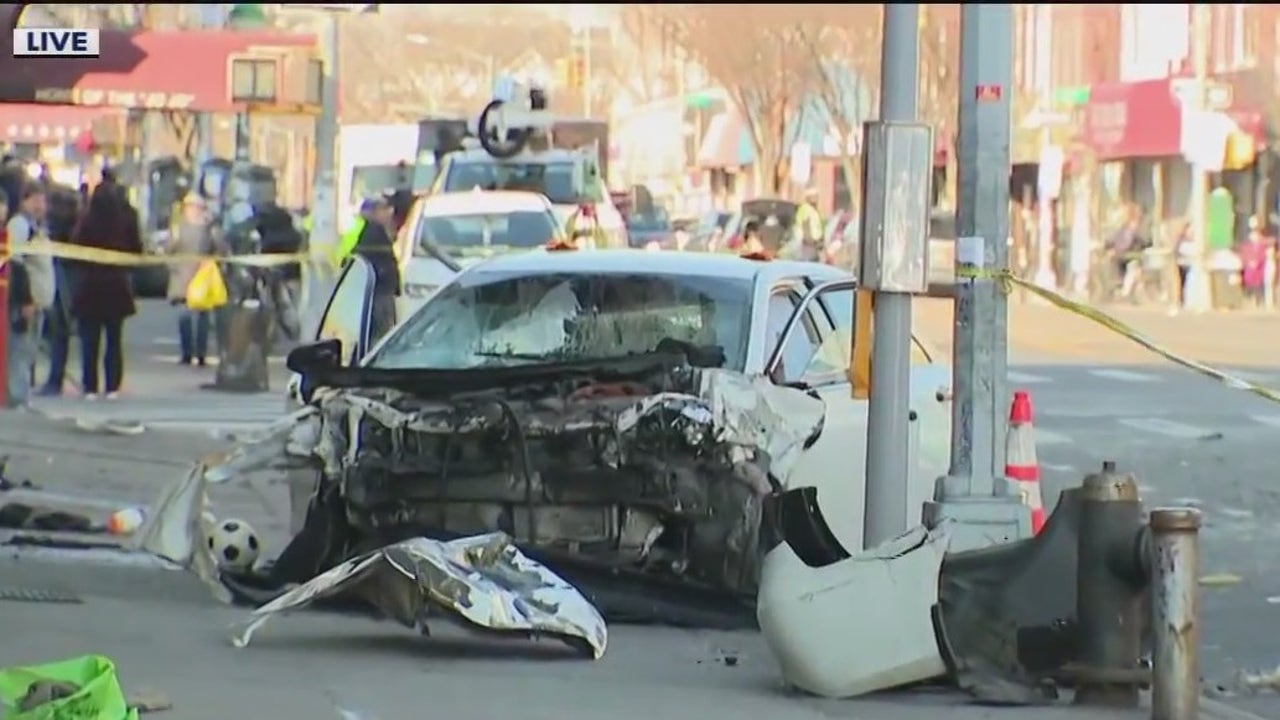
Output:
[858, 121, 934, 294]
[923, 3, 1033, 552]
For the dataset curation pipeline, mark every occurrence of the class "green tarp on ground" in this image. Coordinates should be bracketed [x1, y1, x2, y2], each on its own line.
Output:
[0, 655, 136, 720]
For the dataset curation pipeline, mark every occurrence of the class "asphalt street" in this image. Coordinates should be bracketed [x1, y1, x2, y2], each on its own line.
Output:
[4, 297, 1279, 717]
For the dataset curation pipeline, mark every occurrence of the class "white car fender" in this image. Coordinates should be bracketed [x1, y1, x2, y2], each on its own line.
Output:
[757, 520, 953, 698]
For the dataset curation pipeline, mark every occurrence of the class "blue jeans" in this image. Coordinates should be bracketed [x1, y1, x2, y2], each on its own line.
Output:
[42, 311, 71, 392]
[178, 309, 211, 362]
[6, 327, 34, 407]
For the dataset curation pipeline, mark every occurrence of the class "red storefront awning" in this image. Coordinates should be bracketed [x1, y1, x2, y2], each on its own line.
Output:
[1083, 77, 1267, 161]
[0, 103, 121, 144]
[1083, 79, 1181, 160]
[0, 29, 315, 113]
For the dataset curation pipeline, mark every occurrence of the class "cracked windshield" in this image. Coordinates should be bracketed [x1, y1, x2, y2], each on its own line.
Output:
[371, 273, 751, 369]
[3, 3, 1279, 719]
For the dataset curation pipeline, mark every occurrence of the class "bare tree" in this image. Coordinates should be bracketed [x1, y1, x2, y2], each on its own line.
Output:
[794, 6, 881, 208]
[659, 5, 829, 195]
[615, 6, 675, 102]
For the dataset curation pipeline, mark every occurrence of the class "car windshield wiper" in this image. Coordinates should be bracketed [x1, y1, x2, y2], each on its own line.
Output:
[418, 239, 462, 272]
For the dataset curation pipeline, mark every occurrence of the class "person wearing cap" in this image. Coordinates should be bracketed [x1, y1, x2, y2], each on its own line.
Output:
[166, 194, 221, 367]
[352, 195, 401, 342]
[336, 199, 374, 265]
[795, 187, 825, 262]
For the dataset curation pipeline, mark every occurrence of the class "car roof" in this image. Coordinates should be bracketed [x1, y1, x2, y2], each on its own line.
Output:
[418, 190, 552, 217]
[468, 249, 849, 283]
[446, 148, 580, 164]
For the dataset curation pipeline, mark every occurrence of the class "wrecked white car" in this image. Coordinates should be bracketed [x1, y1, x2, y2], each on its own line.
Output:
[249, 250, 952, 625]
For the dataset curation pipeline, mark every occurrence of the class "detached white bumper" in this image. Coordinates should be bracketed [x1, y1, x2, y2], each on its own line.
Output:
[757, 521, 953, 698]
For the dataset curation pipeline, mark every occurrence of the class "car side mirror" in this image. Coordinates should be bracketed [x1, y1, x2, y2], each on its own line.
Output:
[286, 338, 343, 375]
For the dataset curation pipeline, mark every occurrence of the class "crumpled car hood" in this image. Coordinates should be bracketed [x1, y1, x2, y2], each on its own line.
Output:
[211, 366, 824, 492]
[229, 532, 608, 659]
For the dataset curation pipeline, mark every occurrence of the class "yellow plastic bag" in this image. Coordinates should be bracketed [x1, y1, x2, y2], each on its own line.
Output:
[186, 260, 228, 312]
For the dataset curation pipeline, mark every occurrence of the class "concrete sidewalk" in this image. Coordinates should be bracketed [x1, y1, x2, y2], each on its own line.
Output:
[913, 297, 1280, 367]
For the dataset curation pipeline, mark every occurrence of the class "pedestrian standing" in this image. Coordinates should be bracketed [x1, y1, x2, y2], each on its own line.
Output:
[1239, 217, 1268, 306]
[38, 184, 81, 396]
[166, 195, 217, 366]
[1, 193, 37, 409]
[7, 243, 36, 409]
[69, 183, 141, 400]
[7, 183, 53, 394]
[353, 196, 400, 343]
[1174, 221, 1195, 306]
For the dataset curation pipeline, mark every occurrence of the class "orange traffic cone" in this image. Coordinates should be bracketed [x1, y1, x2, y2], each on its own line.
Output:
[1005, 390, 1046, 535]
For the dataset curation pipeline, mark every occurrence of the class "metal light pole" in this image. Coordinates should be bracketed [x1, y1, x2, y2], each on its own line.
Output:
[923, 3, 1032, 552]
[861, 3, 924, 548]
[300, 11, 342, 339]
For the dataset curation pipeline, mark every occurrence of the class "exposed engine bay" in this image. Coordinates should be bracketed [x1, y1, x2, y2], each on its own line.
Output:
[232, 351, 825, 625]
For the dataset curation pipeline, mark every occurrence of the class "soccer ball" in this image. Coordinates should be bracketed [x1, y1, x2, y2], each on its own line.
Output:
[207, 518, 261, 571]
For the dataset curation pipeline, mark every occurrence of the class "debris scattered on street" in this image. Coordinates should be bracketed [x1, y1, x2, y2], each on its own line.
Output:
[1239, 665, 1280, 693]
[128, 462, 230, 603]
[229, 532, 608, 659]
[0, 455, 38, 492]
[0, 502, 94, 533]
[124, 688, 173, 714]
[106, 507, 147, 536]
[1199, 572, 1243, 587]
[70, 417, 147, 436]
[759, 513, 953, 699]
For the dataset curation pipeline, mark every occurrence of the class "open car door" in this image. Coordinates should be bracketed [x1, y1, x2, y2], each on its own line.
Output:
[284, 255, 377, 533]
[763, 278, 870, 553]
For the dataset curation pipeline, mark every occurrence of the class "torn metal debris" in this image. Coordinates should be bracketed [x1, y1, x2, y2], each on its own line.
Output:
[229, 532, 608, 659]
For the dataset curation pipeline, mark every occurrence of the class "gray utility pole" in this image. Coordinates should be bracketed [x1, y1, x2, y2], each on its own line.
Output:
[861, 3, 921, 548]
[301, 12, 342, 338]
[923, 3, 1032, 552]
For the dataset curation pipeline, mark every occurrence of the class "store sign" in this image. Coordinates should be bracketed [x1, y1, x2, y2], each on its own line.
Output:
[1085, 99, 1127, 150]
[33, 87, 196, 110]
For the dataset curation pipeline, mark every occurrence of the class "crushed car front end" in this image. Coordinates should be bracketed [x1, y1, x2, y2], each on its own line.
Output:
[267, 353, 822, 626]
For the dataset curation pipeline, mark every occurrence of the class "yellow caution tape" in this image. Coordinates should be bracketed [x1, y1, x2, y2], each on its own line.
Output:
[2, 240, 307, 268]
[955, 265, 1280, 404]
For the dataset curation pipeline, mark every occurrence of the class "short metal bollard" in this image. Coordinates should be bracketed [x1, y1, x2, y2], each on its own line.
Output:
[1149, 507, 1202, 720]
[1075, 461, 1148, 707]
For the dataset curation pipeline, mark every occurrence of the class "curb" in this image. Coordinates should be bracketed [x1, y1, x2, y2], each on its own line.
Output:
[1201, 696, 1272, 720]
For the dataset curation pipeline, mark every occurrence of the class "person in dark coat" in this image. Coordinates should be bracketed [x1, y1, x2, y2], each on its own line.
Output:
[354, 196, 401, 343]
[69, 183, 141, 400]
